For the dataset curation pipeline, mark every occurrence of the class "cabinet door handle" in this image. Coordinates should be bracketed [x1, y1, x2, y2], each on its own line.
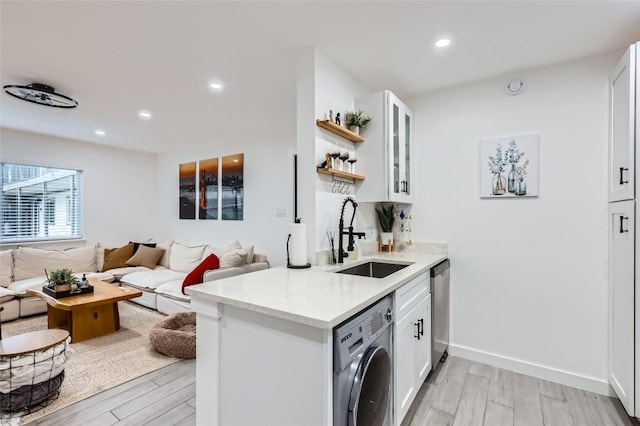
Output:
[414, 322, 421, 340]
[419, 318, 424, 336]
[619, 167, 629, 185]
[619, 216, 629, 233]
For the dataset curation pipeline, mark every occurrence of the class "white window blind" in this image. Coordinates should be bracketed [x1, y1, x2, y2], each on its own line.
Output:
[1, 163, 83, 243]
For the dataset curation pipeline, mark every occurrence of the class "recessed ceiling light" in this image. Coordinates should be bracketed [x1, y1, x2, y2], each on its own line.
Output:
[208, 81, 224, 92]
[138, 109, 152, 120]
[95, 129, 106, 136]
[435, 38, 451, 48]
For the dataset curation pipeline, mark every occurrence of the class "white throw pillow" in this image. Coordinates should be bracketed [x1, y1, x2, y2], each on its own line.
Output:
[156, 240, 174, 268]
[170, 242, 207, 273]
[220, 248, 249, 268]
[219, 240, 255, 267]
[224, 240, 242, 252]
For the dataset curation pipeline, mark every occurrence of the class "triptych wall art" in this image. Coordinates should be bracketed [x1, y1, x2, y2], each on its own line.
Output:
[179, 153, 244, 220]
[480, 134, 539, 198]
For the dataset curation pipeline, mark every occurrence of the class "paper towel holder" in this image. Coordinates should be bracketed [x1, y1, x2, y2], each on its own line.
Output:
[287, 217, 311, 269]
[287, 233, 311, 269]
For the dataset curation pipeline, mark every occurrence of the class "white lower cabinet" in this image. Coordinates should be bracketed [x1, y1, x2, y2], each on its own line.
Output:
[394, 274, 431, 425]
[608, 200, 636, 415]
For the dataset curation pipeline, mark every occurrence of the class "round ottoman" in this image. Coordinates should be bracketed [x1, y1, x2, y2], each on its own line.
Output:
[149, 312, 196, 359]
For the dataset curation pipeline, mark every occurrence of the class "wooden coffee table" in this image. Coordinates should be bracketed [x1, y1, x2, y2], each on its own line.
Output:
[27, 278, 142, 343]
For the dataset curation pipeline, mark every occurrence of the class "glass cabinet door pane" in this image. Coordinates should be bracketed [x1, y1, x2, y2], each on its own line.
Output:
[393, 104, 400, 194]
[405, 113, 411, 195]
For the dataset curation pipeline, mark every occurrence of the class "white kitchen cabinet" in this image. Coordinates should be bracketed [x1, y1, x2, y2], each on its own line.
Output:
[608, 41, 640, 419]
[355, 90, 413, 203]
[609, 200, 636, 415]
[608, 44, 636, 202]
[394, 274, 431, 425]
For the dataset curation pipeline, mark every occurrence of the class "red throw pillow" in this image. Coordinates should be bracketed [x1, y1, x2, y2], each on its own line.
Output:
[182, 254, 220, 294]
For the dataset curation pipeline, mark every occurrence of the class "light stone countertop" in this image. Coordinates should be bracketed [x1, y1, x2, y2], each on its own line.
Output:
[186, 251, 447, 329]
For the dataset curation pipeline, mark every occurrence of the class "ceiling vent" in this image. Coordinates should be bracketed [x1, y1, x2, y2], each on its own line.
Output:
[3, 83, 78, 108]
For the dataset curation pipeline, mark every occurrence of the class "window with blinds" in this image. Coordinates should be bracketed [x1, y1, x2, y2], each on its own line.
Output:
[1, 163, 83, 243]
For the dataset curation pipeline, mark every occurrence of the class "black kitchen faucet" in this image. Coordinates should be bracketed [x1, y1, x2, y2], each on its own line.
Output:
[338, 197, 365, 263]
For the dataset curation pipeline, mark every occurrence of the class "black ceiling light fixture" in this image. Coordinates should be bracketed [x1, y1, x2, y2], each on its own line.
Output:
[3, 83, 78, 108]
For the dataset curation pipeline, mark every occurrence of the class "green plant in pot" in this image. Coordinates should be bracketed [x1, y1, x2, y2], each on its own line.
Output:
[376, 204, 395, 245]
[344, 109, 372, 135]
[47, 268, 79, 292]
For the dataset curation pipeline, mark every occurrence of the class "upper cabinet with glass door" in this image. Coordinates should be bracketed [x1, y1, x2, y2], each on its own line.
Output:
[355, 90, 413, 203]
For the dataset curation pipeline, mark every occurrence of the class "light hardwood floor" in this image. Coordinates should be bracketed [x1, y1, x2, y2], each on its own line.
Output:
[402, 356, 637, 426]
[31, 356, 636, 426]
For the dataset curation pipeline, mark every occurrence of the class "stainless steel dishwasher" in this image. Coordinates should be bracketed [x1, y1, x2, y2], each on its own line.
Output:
[431, 259, 450, 366]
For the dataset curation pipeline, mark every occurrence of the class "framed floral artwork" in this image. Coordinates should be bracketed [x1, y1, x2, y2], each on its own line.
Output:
[480, 134, 539, 198]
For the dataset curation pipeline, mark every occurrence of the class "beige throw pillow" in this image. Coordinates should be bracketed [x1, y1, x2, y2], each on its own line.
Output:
[126, 245, 165, 269]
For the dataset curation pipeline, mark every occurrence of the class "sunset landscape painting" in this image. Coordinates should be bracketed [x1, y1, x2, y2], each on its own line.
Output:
[199, 157, 218, 219]
[221, 153, 244, 221]
[179, 162, 196, 219]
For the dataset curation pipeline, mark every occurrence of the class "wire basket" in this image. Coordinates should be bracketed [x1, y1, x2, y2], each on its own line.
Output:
[0, 336, 71, 417]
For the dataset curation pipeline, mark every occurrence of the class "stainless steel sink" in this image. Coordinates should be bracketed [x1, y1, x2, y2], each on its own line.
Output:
[335, 261, 411, 278]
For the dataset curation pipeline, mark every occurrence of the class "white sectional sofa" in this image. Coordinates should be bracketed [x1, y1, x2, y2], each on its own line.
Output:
[0, 240, 269, 322]
[119, 241, 269, 315]
[0, 246, 116, 322]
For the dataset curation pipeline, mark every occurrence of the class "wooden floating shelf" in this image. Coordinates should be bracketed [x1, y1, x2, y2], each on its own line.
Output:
[316, 119, 365, 143]
[317, 167, 365, 181]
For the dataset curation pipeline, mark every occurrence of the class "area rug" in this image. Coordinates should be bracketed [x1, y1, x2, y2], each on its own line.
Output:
[0, 302, 180, 424]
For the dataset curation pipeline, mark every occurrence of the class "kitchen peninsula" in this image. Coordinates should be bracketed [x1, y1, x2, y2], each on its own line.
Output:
[187, 251, 446, 426]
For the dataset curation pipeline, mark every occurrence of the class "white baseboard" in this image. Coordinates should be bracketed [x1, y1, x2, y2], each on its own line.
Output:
[449, 343, 615, 397]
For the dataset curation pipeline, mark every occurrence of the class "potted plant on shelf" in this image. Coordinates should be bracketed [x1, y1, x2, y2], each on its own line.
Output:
[376, 204, 395, 245]
[344, 109, 372, 135]
[46, 268, 79, 293]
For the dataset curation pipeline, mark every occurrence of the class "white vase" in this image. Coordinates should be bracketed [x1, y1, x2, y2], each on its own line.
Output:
[380, 232, 393, 245]
[349, 125, 360, 135]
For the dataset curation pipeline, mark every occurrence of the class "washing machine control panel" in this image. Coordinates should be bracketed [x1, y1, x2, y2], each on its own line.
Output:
[333, 295, 393, 372]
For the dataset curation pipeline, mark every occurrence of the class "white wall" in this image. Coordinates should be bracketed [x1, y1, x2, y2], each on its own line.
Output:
[408, 52, 616, 392]
[0, 127, 157, 247]
[154, 124, 295, 266]
[296, 48, 372, 264]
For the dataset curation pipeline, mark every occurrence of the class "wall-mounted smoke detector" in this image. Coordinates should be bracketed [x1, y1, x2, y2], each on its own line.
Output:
[3, 83, 78, 108]
[506, 79, 525, 95]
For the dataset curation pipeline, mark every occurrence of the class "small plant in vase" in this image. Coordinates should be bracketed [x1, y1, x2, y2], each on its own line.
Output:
[376, 204, 395, 246]
[47, 268, 79, 292]
[344, 109, 372, 135]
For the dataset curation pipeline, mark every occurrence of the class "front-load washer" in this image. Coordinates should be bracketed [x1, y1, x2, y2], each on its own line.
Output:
[334, 295, 394, 426]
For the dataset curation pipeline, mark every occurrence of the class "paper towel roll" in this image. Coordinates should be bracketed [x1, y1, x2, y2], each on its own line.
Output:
[289, 223, 308, 266]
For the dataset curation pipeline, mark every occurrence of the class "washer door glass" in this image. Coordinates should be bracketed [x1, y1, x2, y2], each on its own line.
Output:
[348, 345, 391, 426]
